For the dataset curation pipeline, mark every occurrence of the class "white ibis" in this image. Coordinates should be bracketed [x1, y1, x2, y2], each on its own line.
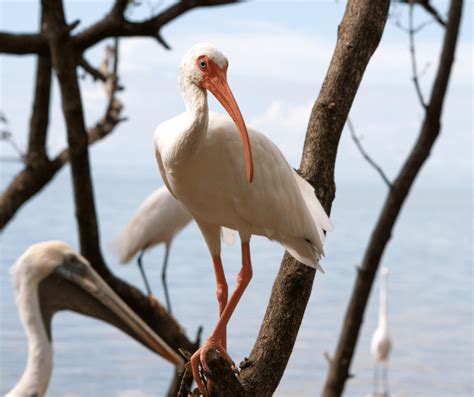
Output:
[154, 42, 333, 393]
[112, 186, 193, 312]
[6, 241, 183, 397]
[370, 267, 392, 397]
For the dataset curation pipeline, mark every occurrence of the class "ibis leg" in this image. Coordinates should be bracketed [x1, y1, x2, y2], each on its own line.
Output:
[191, 242, 253, 395]
[137, 250, 153, 296]
[209, 242, 252, 343]
[373, 365, 379, 396]
[161, 243, 172, 313]
[212, 255, 228, 348]
[382, 363, 390, 397]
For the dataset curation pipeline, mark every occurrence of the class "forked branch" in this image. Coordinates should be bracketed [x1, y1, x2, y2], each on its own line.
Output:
[0, 43, 123, 230]
[347, 118, 392, 188]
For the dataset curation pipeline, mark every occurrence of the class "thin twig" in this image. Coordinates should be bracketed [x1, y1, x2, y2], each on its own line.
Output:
[0, 114, 26, 163]
[416, 0, 447, 26]
[413, 17, 435, 33]
[409, 3, 428, 109]
[397, 0, 447, 26]
[78, 56, 108, 81]
[0, 131, 26, 162]
[347, 118, 392, 188]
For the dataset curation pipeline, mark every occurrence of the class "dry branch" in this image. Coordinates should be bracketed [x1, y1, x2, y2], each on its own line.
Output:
[398, 0, 447, 26]
[72, 0, 238, 51]
[322, 1, 463, 395]
[0, 43, 123, 230]
[409, 3, 428, 108]
[0, 1, 237, 55]
[79, 56, 108, 82]
[0, 32, 48, 55]
[347, 118, 392, 188]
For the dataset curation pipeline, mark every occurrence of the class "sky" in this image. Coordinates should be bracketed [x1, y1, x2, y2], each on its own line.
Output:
[0, 0, 472, 190]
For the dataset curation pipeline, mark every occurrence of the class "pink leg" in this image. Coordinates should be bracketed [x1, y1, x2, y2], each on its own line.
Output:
[191, 243, 253, 395]
[209, 243, 252, 343]
[212, 255, 228, 349]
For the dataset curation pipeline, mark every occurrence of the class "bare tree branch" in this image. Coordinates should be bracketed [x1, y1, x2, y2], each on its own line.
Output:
[0, 0, 237, 55]
[72, 0, 238, 51]
[0, 131, 26, 162]
[206, 349, 246, 396]
[26, 24, 52, 167]
[398, 0, 447, 26]
[0, 32, 48, 55]
[347, 117, 392, 188]
[322, 1, 463, 395]
[111, 0, 130, 17]
[0, 41, 122, 228]
[79, 56, 108, 82]
[409, 3, 428, 108]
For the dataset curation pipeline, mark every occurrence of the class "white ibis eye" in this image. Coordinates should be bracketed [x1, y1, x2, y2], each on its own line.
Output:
[200, 60, 207, 69]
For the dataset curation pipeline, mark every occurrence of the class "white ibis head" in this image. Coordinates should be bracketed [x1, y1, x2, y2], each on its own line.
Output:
[179, 42, 254, 183]
[11, 241, 183, 366]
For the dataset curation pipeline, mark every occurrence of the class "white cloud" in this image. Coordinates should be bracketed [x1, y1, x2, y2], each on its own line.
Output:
[119, 21, 334, 83]
[250, 101, 313, 167]
[119, 19, 472, 90]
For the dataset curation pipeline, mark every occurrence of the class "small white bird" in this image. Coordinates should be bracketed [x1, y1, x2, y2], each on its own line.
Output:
[7, 241, 183, 397]
[370, 267, 392, 397]
[154, 42, 333, 393]
[112, 186, 192, 312]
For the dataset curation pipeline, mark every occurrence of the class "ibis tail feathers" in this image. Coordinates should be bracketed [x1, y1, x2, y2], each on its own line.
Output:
[282, 237, 325, 273]
[292, 170, 333, 243]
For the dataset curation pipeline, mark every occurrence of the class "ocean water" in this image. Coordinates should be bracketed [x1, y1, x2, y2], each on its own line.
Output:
[0, 161, 472, 397]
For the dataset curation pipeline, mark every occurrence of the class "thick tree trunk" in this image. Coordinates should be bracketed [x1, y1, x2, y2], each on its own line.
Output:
[322, 1, 463, 396]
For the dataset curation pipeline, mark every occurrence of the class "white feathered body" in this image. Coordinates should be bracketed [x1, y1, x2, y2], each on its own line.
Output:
[155, 111, 332, 269]
[371, 268, 392, 364]
[113, 186, 192, 264]
[370, 325, 392, 363]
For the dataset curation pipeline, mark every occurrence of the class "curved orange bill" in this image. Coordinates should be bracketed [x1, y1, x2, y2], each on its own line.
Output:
[202, 62, 254, 183]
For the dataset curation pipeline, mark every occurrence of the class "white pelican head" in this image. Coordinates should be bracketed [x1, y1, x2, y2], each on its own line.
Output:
[8, 241, 182, 397]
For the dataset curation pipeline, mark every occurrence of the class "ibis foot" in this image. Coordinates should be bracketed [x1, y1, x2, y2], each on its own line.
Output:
[190, 336, 236, 396]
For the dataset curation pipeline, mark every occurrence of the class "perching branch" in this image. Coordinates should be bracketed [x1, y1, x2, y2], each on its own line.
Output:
[347, 118, 392, 188]
[322, 1, 463, 395]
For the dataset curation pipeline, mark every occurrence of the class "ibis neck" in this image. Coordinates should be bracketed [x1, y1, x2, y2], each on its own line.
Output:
[8, 283, 53, 397]
[378, 274, 388, 328]
[177, 80, 209, 162]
